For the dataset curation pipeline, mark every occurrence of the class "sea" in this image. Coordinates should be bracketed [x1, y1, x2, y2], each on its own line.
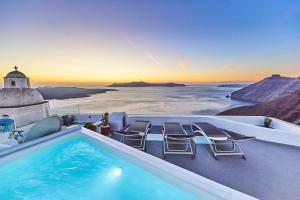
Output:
[48, 85, 253, 115]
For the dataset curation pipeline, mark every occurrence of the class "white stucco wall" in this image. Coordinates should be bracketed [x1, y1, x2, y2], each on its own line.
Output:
[215, 115, 300, 132]
[0, 88, 45, 108]
[0, 102, 50, 127]
[4, 77, 30, 88]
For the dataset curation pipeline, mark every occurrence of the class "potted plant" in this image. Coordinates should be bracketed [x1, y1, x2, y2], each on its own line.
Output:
[62, 115, 75, 126]
[83, 122, 97, 132]
[264, 117, 272, 128]
[100, 112, 111, 136]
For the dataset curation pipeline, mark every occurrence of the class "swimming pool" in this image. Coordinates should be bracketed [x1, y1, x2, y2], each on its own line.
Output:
[0, 129, 255, 200]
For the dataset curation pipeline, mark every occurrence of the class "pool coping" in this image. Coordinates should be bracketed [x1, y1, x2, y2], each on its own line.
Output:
[81, 128, 257, 200]
[0, 125, 81, 158]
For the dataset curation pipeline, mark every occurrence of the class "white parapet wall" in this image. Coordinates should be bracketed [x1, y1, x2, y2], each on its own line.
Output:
[67, 112, 126, 131]
[127, 114, 300, 147]
[70, 113, 103, 124]
[0, 102, 50, 128]
[215, 115, 300, 133]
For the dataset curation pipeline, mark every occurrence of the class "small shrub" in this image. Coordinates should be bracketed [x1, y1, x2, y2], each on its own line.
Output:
[101, 112, 109, 126]
[264, 117, 272, 128]
[62, 115, 75, 126]
[84, 122, 97, 132]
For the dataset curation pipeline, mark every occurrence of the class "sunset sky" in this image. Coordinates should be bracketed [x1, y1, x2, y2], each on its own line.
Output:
[1, 0, 300, 84]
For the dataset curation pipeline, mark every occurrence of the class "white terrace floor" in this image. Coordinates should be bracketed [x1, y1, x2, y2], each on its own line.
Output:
[112, 125, 300, 200]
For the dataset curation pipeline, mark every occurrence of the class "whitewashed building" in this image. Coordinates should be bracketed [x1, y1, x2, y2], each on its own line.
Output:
[0, 67, 50, 127]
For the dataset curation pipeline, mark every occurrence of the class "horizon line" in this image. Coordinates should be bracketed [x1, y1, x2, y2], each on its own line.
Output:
[0, 80, 254, 86]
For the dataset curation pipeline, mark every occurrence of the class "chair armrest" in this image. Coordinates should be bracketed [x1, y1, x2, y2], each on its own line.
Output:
[114, 131, 145, 137]
[118, 124, 131, 132]
[228, 136, 256, 141]
[165, 134, 195, 139]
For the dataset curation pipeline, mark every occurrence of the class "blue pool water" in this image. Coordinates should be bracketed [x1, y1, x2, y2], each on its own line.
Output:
[0, 135, 206, 200]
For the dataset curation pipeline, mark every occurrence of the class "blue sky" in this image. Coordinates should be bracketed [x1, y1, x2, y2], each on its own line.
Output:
[0, 0, 300, 83]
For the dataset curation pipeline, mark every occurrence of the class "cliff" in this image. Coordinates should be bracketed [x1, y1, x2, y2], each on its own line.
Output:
[219, 91, 300, 125]
[231, 75, 300, 103]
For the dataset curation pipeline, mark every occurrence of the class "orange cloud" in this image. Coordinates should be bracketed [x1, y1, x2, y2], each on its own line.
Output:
[177, 60, 190, 70]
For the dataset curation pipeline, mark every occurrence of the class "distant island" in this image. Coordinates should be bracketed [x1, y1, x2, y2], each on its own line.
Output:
[108, 81, 186, 87]
[217, 84, 246, 88]
[36, 87, 117, 100]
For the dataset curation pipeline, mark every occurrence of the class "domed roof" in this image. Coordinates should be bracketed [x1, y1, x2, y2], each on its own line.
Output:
[0, 88, 45, 108]
[5, 66, 27, 78]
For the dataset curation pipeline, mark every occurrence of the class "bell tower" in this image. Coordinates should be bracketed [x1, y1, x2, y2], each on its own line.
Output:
[4, 66, 30, 88]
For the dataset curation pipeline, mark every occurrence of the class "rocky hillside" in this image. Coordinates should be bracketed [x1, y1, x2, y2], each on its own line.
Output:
[231, 75, 300, 103]
[219, 91, 300, 125]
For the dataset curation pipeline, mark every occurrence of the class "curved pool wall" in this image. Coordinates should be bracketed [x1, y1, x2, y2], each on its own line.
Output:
[0, 127, 256, 200]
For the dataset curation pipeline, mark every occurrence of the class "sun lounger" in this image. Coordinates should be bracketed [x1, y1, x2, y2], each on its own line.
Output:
[191, 122, 255, 159]
[163, 122, 196, 159]
[114, 121, 151, 151]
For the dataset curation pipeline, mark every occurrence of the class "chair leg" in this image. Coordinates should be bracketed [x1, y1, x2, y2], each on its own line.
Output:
[213, 154, 218, 160]
[162, 141, 166, 159]
[192, 140, 196, 159]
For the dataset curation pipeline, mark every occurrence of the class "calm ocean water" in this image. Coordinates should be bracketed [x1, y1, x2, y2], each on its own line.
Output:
[49, 85, 252, 115]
